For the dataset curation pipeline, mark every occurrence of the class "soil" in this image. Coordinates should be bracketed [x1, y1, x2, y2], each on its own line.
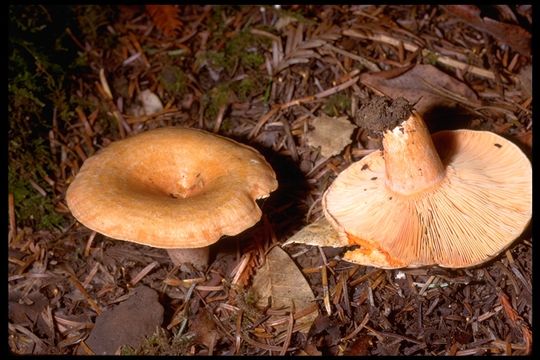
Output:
[8, 5, 532, 356]
[355, 96, 414, 137]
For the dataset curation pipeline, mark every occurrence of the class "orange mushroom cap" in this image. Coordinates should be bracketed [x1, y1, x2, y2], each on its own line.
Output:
[323, 112, 532, 269]
[66, 127, 278, 249]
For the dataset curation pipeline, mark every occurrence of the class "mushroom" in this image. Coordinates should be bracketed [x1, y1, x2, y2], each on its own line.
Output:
[66, 127, 278, 268]
[322, 97, 532, 268]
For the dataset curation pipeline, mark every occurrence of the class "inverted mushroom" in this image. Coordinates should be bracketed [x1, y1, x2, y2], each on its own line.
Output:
[322, 97, 532, 269]
[66, 127, 278, 268]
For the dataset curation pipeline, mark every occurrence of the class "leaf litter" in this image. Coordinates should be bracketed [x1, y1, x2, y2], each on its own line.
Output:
[250, 246, 319, 335]
[8, 4, 532, 356]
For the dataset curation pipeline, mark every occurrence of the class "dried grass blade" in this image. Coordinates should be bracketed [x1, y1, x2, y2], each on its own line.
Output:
[235, 309, 243, 354]
[98, 68, 113, 100]
[342, 312, 370, 341]
[65, 270, 102, 315]
[279, 312, 294, 355]
[84, 231, 97, 257]
[323, 43, 379, 71]
[241, 333, 283, 352]
[343, 29, 497, 80]
[130, 261, 159, 286]
[9, 323, 47, 351]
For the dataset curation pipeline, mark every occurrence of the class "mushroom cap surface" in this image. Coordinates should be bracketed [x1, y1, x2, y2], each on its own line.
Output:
[66, 127, 278, 248]
[323, 130, 532, 268]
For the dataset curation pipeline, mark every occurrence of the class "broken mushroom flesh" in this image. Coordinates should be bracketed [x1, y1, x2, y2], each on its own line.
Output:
[66, 127, 278, 268]
[323, 111, 532, 269]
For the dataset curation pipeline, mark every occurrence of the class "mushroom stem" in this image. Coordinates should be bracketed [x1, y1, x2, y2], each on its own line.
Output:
[166, 247, 210, 269]
[383, 112, 445, 195]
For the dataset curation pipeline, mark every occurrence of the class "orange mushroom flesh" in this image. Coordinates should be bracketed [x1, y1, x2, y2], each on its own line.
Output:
[323, 97, 532, 269]
[66, 127, 278, 268]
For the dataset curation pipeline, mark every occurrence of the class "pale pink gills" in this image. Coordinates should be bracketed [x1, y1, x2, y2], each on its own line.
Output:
[323, 112, 531, 269]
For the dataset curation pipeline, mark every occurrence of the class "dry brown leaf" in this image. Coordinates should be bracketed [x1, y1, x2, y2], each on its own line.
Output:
[190, 310, 218, 350]
[442, 5, 531, 56]
[499, 291, 532, 354]
[250, 246, 318, 333]
[305, 114, 357, 158]
[283, 217, 348, 248]
[359, 64, 480, 116]
[146, 5, 182, 37]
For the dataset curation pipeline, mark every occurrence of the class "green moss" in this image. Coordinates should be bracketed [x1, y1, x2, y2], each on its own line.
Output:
[424, 51, 439, 65]
[8, 5, 84, 230]
[160, 65, 188, 96]
[323, 93, 351, 117]
[205, 50, 227, 70]
[203, 29, 271, 76]
[120, 327, 194, 355]
[72, 5, 117, 49]
[202, 83, 232, 120]
[234, 77, 257, 102]
[242, 52, 265, 70]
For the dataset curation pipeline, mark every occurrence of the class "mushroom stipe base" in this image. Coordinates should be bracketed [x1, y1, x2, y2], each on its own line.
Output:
[167, 247, 210, 268]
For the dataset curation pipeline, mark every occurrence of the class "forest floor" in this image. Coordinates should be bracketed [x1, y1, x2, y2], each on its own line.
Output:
[8, 5, 532, 355]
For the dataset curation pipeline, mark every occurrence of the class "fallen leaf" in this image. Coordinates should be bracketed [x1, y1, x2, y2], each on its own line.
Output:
[359, 64, 480, 118]
[250, 246, 318, 333]
[306, 114, 357, 158]
[283, 217, 348, 248]
[442, 5, 531, 56]
[83, 286, 164, 355]
[146, 5, 182, 37]
[8, 292, 52, 340]
[190, 310, 218, 350]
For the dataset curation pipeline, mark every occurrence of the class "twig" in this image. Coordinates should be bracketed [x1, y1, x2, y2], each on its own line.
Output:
[279, 312, 294, 355]
[249, 105, 281, 139]
[232, 252, 252, 286]
[28, 179, 47, 197]
[130, 261, 159, 286]
[319, 247, 332, 316]
[213, 104, 228, 133]
[240, 333, 283, 352]
[341, 312, 370, 341]
[82, 262, 100, 288]
[235, 309, 243, 354]
[64, 269, 102, 315]
[249, 75, 359, 139]
[84, 231, 97, 257]
[323, 43, 380, 72]
[343, 29, 497, 80]
[99, 69, 113, 100]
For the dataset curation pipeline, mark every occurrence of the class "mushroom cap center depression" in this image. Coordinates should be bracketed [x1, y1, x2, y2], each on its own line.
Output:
[121, 149, 213, 199]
